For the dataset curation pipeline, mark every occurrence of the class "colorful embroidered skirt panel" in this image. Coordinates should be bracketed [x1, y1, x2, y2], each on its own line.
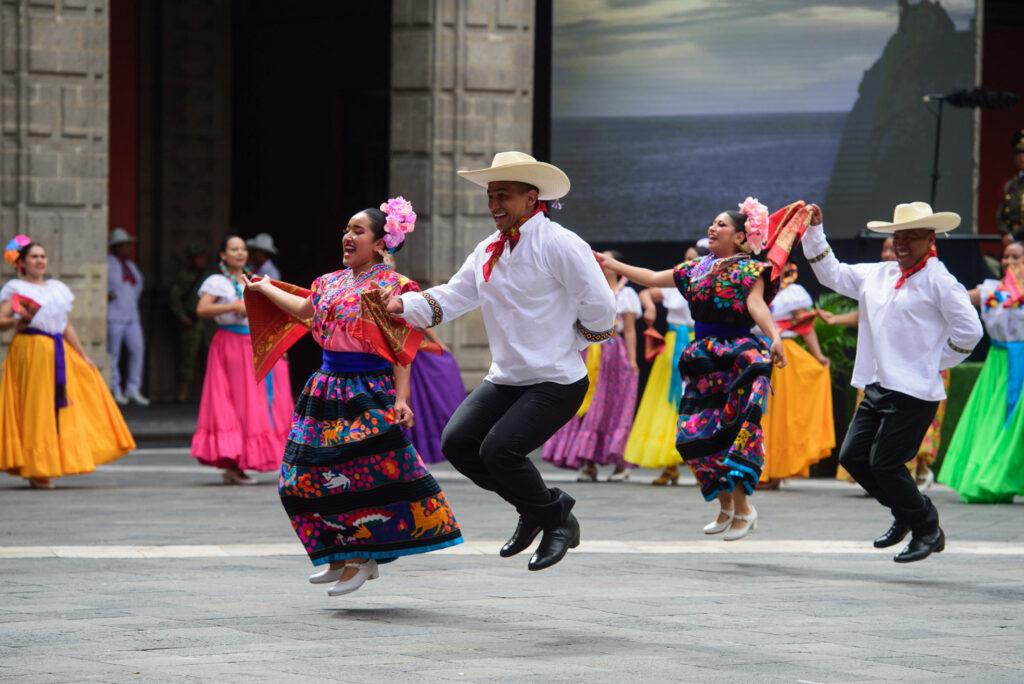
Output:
[675, 335, 772, 501]
[280, 367, 462, 565]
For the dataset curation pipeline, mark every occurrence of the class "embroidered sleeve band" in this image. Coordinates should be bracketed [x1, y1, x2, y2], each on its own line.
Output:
[575, 319, 614, 342]
[946, 338, 972, 355]
[423, 292, 443, 328]
[807, 247, 832, 264]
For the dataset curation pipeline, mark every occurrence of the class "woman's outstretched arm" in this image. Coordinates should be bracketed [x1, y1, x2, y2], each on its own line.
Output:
[596, 254, 675, 288]
[242, 274, 314, 320]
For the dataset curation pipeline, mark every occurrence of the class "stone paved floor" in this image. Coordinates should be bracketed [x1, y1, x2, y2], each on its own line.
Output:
[1, 449, 1022, 683]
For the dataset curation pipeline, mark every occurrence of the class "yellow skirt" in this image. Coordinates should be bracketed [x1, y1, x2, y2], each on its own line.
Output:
[623, 330, 683, 468]
[761, 338, 835, 480]
[1, 333, 135, 479]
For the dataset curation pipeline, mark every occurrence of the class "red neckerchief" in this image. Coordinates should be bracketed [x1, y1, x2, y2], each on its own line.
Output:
[482, 203, 546, 282]
[894, 247, 936, 290]
[120, 258, 136, 286]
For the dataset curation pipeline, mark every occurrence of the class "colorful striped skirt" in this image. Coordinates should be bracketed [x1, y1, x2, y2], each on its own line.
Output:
[676, 334, 772, 501]
[279, 352, 463, 566]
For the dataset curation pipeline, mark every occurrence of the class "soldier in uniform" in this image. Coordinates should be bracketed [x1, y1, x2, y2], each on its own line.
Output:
[169, 244, 216, 402]
[997, 129, 1024, 245]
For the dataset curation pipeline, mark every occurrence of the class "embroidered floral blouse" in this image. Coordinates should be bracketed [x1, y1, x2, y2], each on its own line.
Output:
[309, 263, 420, 353]
[672, 255, 776, 329]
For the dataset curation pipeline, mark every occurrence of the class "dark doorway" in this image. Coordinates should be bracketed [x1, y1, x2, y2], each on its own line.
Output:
[231, 2, 392, 390]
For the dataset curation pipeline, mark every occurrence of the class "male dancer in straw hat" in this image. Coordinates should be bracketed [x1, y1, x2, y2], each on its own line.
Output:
[107, 227, 149, 406]
[802, 202, 982, 562]
[386, 151, 616, 571]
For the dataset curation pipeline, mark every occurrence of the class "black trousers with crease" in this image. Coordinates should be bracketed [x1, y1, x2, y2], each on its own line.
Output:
[441, 378, 589, 529]
[838, 383, 940, 536]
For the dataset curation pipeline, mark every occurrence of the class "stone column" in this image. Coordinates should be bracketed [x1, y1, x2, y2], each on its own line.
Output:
[390, 0, 536, 388]
[0, 0, 109, 371]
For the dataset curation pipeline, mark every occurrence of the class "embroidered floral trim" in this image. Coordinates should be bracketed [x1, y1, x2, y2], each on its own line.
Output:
[576, 319, 614, 342]
[423, 292, 443, 328]
[807, 247, 832, 264]
[946, 338, 972, 355]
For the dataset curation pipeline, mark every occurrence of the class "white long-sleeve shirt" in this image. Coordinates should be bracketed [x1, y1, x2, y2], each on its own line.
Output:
[107, 254, 143, 322]
[801, 223, 982, 401]
[397, 212, 616, 386]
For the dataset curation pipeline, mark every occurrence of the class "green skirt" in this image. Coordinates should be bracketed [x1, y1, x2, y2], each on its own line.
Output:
[939, 345, 1024, 503]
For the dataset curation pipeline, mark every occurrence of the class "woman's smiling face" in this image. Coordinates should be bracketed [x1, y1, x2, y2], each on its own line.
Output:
[342, 212, 386, 269]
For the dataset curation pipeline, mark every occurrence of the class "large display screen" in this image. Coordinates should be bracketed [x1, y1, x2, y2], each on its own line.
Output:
[551, 0, 977, 242]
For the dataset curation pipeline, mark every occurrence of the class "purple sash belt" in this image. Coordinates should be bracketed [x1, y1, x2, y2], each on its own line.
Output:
[20, 328, 68, 410]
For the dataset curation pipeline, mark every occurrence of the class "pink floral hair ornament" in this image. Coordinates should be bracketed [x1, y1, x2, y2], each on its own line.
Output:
[379, 196, 417, 252]
[738, 197, 769, 254]
[4, 235, 32, 272]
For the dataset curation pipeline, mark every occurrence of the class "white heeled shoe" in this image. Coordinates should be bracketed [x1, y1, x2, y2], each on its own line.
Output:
[723, 506, 757, 541]
[308, 565, 345, 584]
[607, 468, 631, 482]
[703, 509, 735, 535]
[327, 560, 379, 596]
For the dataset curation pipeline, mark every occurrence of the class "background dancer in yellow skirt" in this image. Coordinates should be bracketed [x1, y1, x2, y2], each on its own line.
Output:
[757, 262, 834, 488]
[1, 236, 135, 489]
[624, 245, 699, 485]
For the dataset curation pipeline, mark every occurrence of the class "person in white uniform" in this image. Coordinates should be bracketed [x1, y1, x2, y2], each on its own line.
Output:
[386, 151, 616, 572]
[802, 202, 982, 563]
[107, 228, 149, 406]
[246, 233, 282, 281]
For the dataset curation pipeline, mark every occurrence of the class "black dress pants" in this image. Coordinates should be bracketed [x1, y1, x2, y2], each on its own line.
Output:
[441, 378, 589, 529]
[838, 383, 940, 535]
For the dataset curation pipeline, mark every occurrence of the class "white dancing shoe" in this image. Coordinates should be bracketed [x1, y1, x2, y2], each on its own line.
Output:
[607, 468, 630, 482]
[113, 391, 128, 406]
[703, 509, 735, 535]
[308, 565, 345, 584]
[723, 506, 758, 541]
[917, 469, 935, 492]
[327, 560, 379, 596]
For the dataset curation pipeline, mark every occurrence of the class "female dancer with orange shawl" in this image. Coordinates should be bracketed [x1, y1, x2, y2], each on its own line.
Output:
[244, 198, 462, 597]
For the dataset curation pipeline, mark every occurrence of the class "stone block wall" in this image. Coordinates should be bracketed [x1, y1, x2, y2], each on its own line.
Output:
[390, 0, 535, 387]
[0, 0, 109, 370]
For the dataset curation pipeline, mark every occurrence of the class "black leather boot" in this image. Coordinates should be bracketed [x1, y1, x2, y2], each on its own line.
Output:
[528, 514, 580, 571]
[499, 515, 543, 558]
[873, 519, 911, 548]
[894, 527, 945, 563]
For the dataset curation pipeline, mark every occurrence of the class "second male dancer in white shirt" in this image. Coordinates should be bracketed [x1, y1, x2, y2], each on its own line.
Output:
[802, 201, 982, 563]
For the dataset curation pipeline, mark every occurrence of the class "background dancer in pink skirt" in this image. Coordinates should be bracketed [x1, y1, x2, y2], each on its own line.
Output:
[191, 236, 293, 485]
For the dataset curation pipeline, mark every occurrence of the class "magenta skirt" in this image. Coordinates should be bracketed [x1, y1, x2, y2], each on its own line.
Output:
[191, 327, 293, 471]
[543, 337, 638, 468]
[404, 349, 466, 463]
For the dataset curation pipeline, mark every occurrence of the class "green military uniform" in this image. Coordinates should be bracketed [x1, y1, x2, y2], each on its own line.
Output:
[997, 173, 1024, 241]
[169, 246, 216, 401]
[997, 129, 1024, 241]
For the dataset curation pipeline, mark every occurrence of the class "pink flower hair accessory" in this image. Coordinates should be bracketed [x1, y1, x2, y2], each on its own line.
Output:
[738, 197, 769, 254]
[378, 196, 417, 251]
[5, 234, 32, 271]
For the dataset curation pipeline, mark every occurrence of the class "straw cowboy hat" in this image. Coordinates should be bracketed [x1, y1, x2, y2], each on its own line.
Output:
[246, 232, 278, 255]
[866, 202, 961, 234]
[457, 151, 570, 200]
[108, 227, 136, 247]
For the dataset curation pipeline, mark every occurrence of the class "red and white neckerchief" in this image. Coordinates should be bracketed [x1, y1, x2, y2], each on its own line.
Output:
[482, 204, 546, 282]
[120, 259, 136, 286]
[894, 247, 936, 290]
